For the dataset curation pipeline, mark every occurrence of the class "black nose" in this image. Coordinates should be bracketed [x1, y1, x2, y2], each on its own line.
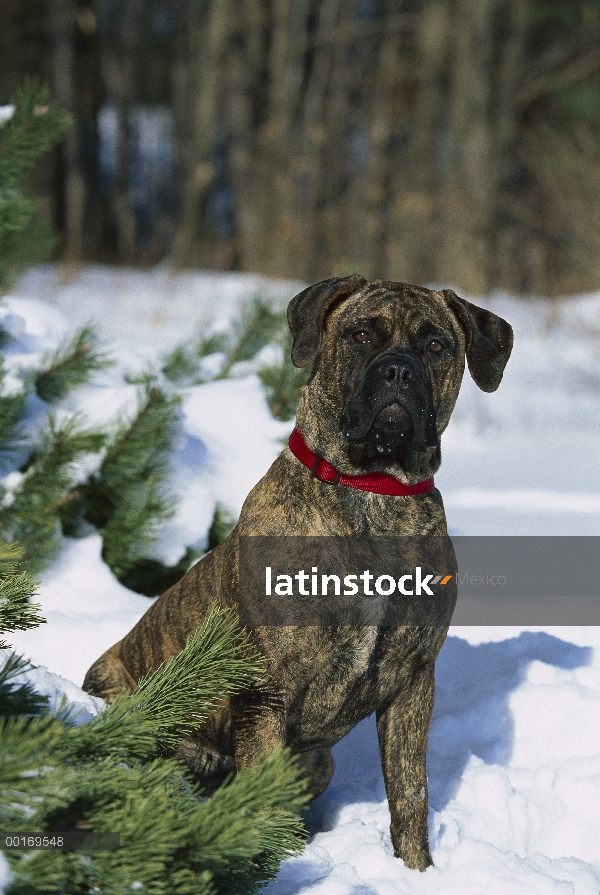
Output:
[383, 358, 418, 386]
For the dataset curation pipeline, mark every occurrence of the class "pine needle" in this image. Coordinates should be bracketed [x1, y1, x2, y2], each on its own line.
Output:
[34, 325, 113, 404]
[95, 384, 181, 577]
[0, 387, 27, 470]
[0, 541, 43, 647]
[257, 332, 310, 421]
[162, 332, 229, 385]
[0, 415, 106, 571]
[0, 80, 70, 293]
[218, 297, 286, 379]
[0, 652, 49, 716]
[207, 503, 237, 551]
[76, 605, 265, 758]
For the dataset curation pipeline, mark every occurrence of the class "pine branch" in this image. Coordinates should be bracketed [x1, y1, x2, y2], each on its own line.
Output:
[0, 542, 44, 648]
[0, 80, 69, 293]
[0, 80, 70, 189]
[0, 607, 307, 894]
[100, 477, 177, 578]
[257, 332, 310, 421]
[0, 322, 13, 349]
[162, 344, 202, 384]
[24, 414, 105, 497]
[116, 545, 202, 598]
[193, 747, 308, 890]
[0, 384, 27, 470]
[162, 332, 229, 385]
[0, 569, 43, 635]
[0, 713, 66, 822]
[207, 503, 237, 551]
[0, 193, 36, 234]
[218, 297, 286, 379]
[91, 384, 181, 577]
[0, 652, 49, 716]
[13, 757, 216, 894]
[0, 214, 59, 295]
[0, 415, 106, 571]
[196, 332, 229, 359]
[72, 606, 265, 760]
[162, 300, 287, 390]
[101, 385, 177, 481]
[34, 326, 113, 404]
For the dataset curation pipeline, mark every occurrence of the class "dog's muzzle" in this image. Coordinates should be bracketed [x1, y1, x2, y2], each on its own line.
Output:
[339, 352, 439, 451]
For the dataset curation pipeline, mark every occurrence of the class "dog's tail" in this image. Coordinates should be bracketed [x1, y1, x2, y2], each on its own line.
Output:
[82, 642, 137, 703]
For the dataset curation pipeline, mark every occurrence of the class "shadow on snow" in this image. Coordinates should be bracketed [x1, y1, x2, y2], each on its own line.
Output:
[303, 630, 592, 836]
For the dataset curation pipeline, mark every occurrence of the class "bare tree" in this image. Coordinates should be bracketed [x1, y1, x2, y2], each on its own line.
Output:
[170, 0, 233, 268]
[385, 0, 450, 285]
[49, 0, 85, 263]
[33, 0, 600, 294]
[437, 0, 496, 293]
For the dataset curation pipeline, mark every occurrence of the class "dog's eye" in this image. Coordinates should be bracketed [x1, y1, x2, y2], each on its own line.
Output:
[428, 339, 444, 354]
[352, 330, 371, 344]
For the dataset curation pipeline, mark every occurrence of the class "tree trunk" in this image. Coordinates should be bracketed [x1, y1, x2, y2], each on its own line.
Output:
[292, 0, 344, 281]
[491, 0, 533, 292]
[97, 0, 140, 262]
[49, 0, 85, 264]
[250, 0, 307, 277]
[385, 0, 450, 285]
[358, 6, 407, 280]
[311, 1, 362, 280]
[224, 0, 265, 272]
[438, 0, 495, 294]
[170, 0, 232, 268]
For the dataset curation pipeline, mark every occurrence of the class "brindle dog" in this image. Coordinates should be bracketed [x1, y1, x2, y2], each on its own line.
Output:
[83, 275, 513, 870]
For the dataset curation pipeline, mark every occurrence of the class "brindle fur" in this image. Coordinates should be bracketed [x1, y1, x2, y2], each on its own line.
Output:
[83, 277, 513, 870]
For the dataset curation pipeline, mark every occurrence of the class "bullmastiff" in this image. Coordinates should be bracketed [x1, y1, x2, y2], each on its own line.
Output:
[83, 275, 513, 870]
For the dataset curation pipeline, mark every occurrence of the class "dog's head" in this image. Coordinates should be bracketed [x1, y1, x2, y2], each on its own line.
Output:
[288, 275, 513, 482]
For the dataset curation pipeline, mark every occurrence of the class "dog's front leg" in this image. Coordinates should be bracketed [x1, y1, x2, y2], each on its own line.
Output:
[376, 661, 435, 870]
[231, 685, 286, 769]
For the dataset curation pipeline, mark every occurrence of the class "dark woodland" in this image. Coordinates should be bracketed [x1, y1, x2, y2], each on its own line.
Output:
[2, 0, 600, 295]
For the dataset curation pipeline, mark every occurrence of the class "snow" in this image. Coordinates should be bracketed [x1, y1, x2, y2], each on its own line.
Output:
[2, 265, 600, 893]
[0, 106, 14, 125]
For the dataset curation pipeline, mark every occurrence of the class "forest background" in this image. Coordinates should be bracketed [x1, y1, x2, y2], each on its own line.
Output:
[2, 0, 600, 297]
[1, 6, 599, 892]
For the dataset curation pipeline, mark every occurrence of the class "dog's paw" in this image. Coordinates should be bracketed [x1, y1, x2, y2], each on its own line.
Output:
[391, 825, 433, 871]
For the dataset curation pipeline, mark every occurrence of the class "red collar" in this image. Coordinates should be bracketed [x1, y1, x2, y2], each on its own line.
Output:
[288, 427, 434, 497]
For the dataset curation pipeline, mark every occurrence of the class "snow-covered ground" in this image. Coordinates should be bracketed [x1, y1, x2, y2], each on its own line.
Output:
[3, 265, 600, 893]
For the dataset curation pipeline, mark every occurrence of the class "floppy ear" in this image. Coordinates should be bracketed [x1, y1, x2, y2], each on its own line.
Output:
[443, 290, 513, 392]
[287, 274, 367, 368]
